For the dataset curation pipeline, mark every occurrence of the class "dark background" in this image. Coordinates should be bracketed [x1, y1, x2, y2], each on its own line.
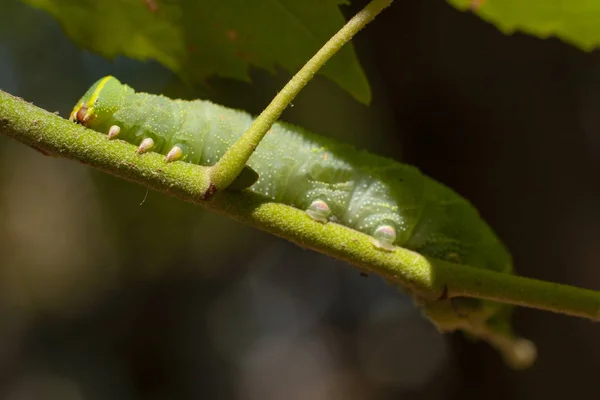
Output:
[0, 0, 599, 398]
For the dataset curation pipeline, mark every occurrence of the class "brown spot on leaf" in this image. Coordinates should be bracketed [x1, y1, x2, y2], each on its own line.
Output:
[470, 0, 485, 10]
[143, 0, 158, 13]
[226, 30, 238, 41]
[235, 51, 253, 62]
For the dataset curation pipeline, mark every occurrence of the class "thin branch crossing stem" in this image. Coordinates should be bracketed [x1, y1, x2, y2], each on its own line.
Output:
[209, 0, 394, 191]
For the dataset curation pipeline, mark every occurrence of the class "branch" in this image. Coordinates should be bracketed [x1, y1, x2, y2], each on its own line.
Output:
[2, 90, 600, 368]
[2, 91, 600, 318]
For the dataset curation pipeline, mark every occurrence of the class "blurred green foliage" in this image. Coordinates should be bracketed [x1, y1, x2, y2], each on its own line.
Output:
[22, 0, 371, 103]
[449, 0, 600, 51]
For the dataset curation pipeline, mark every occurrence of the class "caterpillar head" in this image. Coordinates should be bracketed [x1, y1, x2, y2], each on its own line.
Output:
[70, 76, 127, 128]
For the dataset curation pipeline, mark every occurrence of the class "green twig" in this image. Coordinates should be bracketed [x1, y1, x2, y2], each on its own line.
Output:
[209, 0, 393, 192]
[3, 89, 600, 368]
[2, 90, 600, 325]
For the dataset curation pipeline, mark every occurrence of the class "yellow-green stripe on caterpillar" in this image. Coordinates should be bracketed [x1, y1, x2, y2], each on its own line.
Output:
[70, 76, 512, 275]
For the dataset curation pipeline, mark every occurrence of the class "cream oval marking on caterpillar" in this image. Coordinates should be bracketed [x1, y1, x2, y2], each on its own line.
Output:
[70, 76, 512, 274]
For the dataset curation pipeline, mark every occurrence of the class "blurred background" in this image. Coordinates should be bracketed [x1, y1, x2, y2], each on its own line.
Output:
[1, 0, 599, 398]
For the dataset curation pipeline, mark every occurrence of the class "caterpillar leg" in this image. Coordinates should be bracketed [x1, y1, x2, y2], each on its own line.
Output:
[107, 125, 121, 139]
[137, 138, 155, 154]
[165, 144, 192, 163]
[165, 145, 184, 162]
[305, 199, 331, 223]
[372, 225, 396, 251]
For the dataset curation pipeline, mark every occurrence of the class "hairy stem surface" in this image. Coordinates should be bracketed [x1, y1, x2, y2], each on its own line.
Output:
[1, 90, 599, 325]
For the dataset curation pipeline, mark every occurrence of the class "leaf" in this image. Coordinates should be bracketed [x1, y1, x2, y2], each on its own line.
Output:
[22, 0, 371, 103]
[448, 0, 600, 51]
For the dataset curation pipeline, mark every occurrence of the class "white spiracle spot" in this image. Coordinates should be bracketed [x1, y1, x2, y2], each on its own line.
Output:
[372, 225, 396, 251]
[305, 200, 331, 224]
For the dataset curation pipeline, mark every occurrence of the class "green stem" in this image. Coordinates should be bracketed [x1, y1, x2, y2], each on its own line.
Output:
[5, 87, 598, 321]
[439, 262, 600, 319]
[2, 89, 600, 366]
[0, 91, 211, 198]
[209, 0, 393, 191]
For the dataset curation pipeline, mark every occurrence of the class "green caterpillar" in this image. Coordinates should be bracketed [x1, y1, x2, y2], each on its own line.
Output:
[70, 76, 512, 275]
